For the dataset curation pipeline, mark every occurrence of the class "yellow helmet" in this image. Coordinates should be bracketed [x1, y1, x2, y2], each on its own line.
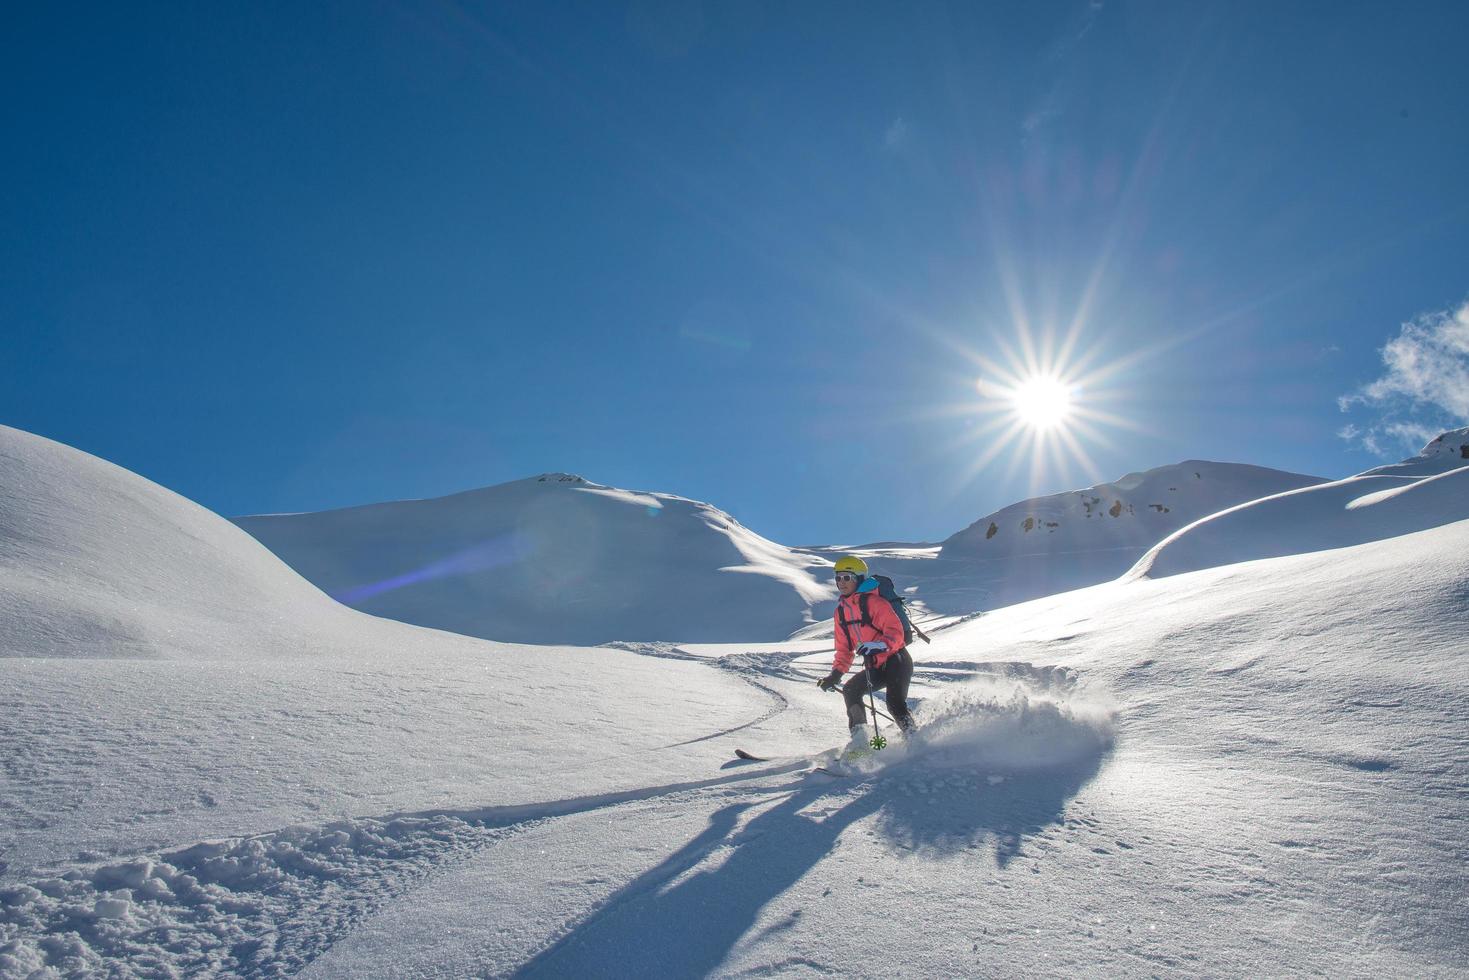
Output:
[833, 555, 868, 576]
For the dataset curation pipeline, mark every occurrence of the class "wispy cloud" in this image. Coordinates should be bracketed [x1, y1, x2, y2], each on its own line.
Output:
[883, 117, 910, 151]
[1022, 0, 1106, 136]
[1338, 299, 1469, 455]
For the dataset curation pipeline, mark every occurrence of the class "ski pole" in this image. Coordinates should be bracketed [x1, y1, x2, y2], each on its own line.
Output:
[816, 681, 893, 728]
[864, 657, 887, 749]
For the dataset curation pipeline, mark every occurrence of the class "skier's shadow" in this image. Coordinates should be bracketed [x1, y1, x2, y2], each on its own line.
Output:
[512, 754, 1103, 978]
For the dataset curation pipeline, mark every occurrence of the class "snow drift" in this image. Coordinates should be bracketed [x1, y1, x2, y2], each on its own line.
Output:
[1130, 430, 1469, 580]
[0, 425, 362, 659]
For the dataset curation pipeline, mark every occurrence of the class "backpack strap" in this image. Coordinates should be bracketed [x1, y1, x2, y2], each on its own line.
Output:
[836, 597, 859, 651]
[861, 588, 922, 648]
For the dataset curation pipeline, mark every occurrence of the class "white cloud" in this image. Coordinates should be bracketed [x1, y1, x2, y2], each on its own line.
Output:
[1357, 301, 1469, 415]
[883, 117, 909, 151]
[1338, 299, 1469, 456]
[1382, 420, 1442, 446]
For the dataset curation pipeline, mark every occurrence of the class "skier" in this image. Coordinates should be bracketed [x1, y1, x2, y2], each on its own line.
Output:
[817, 555, 914, 746]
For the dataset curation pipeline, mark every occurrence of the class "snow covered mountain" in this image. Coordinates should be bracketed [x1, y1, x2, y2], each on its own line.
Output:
[4, 424, 1469, 975]
[234, 438, 1468, 646]
[813, 460, 1329, 619]
[1130, 427, 1469, 580]
[1359, 424, 1469, 477]
[234, 475, 832, 645]
[940, 459, 1326, 560]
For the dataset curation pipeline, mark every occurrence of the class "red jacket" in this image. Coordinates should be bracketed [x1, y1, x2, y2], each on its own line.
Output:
[833, 586, 905, 673]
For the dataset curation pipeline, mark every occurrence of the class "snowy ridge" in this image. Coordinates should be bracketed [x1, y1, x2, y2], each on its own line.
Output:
[1130, 434, 1469, 580]
[0, 424, 359, 660]
[235, 474, 833, 645]
[940, 459, 1324, 559]
[1357, 425, 1469, 477]
[792, 461, 1326, 622]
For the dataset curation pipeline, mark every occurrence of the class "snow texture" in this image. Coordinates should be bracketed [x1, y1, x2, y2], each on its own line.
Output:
[234, 473, 833, 645]
[3, 423, 1469, 977]
[1131, 435, 1469, 579]
[232, 459, 1330, 645]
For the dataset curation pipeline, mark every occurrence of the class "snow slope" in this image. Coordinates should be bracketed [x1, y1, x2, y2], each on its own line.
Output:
[1358, 425, 1469, 477]
[3, 423, 1467, 976]
[1131, 429, 1469, 579]
[0, 424, 359, 660]
[293, 519, 1469, 979]
[785, 461, 1327, 632]
[232, 459, 1325, 649]
[235, 475, 832, 645]
[0, 427, 768, 970]
[940, 460, 1325, 560]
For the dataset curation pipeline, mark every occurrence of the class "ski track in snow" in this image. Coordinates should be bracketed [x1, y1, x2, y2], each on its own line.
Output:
[601, 643, 795, 749]
[0, 642, 1112, 978]
[0, 642, 818, 978]
[0, 759, 810, 978]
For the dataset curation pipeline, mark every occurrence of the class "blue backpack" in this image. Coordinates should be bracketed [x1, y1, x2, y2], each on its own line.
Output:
[841, 575, 931, 648]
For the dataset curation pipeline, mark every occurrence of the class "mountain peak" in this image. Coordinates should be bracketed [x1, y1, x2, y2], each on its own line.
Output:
[1418, 427, 1469, 461]
[1356, 426, 1469, 479]
[940, 459, 1325, 560]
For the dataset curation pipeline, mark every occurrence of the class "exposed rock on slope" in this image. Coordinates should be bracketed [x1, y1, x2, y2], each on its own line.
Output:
[940, 460, 1325, 560]
[1130, 429, 1469, 580]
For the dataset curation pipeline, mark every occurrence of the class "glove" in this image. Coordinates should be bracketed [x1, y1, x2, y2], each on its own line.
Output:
[856, 641, 887, 660]
[817, 669, 843, 692]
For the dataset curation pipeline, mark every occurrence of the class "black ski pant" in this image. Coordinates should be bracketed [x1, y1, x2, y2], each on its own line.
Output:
[842, 647, 914, 732]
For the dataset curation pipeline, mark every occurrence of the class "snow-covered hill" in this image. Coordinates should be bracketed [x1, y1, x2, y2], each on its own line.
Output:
[1130, 428, 1469, 580]
[3, 425, 1468, 976]
[0, 426, 765, 913]
[296, 519, 1467, 978]
[1358, 425, 1469, 477]
[234, 475, 832, 645]
[791, 461, 1328, 623]
[940, 460, 1326, 560]
[233, 439, 1468, 646]
[230, 460, 1326, 647]
[0, 424, 354, 660]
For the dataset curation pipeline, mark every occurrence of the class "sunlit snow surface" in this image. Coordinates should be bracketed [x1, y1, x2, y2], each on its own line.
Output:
[2, 424, 1468, 977]
[228, 430, 1468, 647]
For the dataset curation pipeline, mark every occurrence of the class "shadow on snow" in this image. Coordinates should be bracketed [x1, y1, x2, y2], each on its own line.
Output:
[514, 751, 1107, 978]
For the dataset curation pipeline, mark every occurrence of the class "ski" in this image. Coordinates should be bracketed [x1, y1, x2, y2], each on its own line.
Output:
[733, 747, 867, 779]
[735, 747, 839, 769]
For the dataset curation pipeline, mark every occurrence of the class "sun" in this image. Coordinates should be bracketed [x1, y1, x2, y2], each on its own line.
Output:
[1011, 375, 1074, 430]
[939, 327, 1141, 500]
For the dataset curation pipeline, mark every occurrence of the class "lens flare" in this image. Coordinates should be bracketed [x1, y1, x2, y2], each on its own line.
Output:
[911, 309, 1152, 508]
[332, 532, 531, 605]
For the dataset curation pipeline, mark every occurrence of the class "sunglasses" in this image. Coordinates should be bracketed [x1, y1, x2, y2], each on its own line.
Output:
[834, 572, 861, 583]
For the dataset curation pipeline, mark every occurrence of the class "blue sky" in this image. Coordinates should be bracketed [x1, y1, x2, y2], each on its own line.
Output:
[5, 1, 1467, 544]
